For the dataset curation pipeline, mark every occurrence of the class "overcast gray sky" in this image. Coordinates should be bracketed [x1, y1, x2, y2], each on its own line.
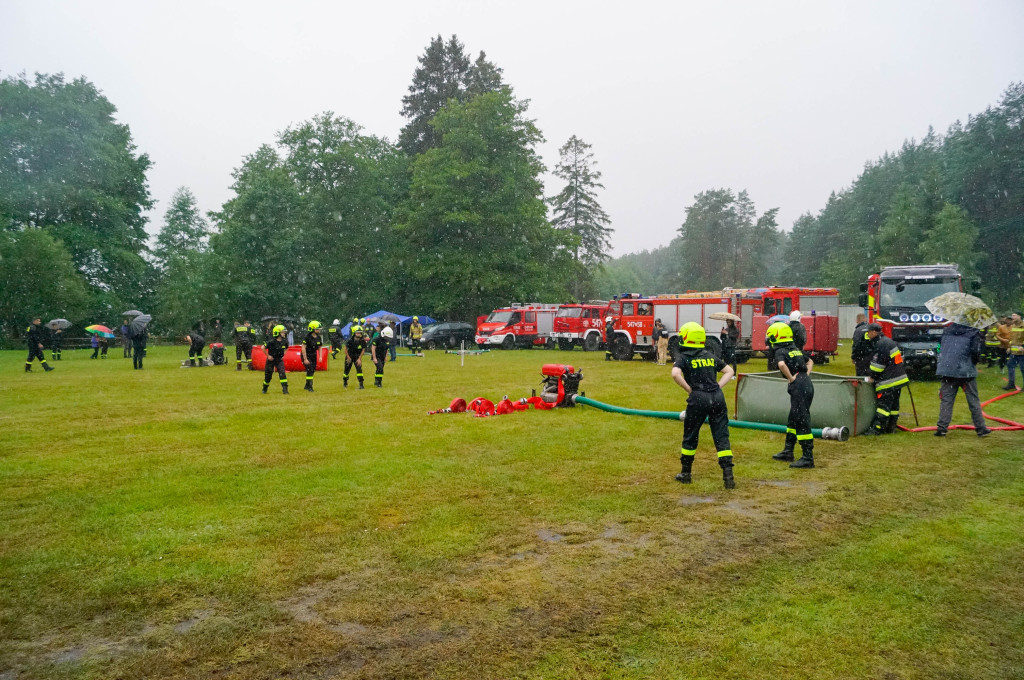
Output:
[3, 1, 1023, 256]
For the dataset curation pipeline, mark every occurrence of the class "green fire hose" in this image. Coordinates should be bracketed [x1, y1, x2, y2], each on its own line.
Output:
[572, 395, 849, 441]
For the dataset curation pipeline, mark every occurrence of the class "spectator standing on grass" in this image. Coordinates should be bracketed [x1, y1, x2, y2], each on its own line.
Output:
[343, 325, 368, 389]
[131, 324, 147, 370]
[388, 321, 398, 361]
[50, 325, 63, 362]
[121, 320, 132, 358]
[720, 319, 739, 373]
[671, 322, 736, 489]
[934, 322, 992, 437]
[90, 333, 99, 359]
[1004, 312, 1024, 391]
[99, 335, 109, 358]
[409, 316, 423, 355]
[25, 317, 54, 372]
[653, 319, 667, 365]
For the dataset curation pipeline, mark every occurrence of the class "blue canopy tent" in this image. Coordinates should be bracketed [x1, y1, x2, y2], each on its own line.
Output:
[339, 311, 437, 339]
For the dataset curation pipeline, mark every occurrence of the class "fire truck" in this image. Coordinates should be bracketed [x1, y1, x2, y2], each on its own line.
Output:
[551, 301, 613, 351]
[606, 287, 840, 362]
[858, 264, 978, 372]
[475, 303, 560, 349]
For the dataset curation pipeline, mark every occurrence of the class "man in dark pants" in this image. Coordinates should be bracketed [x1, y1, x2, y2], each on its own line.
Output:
[851, 313, 873, 377]
[935, 322, 991, 437]
[864, 324, 909, 435]
[262, 324, 288, 394]
[186, 330, 205, 367]
[234, 321, 255, 371]
[768, 322, 816, 468]
[604, 316, 615, 361]
[371, 325, 392, 387]
[343, 326, 368, 389]
[121, 320, 132, 358]
[328, 319, 343, 359]
[388, 321, 398, 362]
[302, 320, 322, 392]
[50, 325, 63, 361]
[131, 325, 147, 369]
[671, 322, 736, 489]
[409, 316, 423, 355]
[25, 317, 54, 372]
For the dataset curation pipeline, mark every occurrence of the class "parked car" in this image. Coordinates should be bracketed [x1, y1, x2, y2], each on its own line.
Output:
[421, 322, 477, 350]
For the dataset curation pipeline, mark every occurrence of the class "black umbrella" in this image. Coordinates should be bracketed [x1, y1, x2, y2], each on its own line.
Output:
[48, 318, 71, 330]
[122, 310, 144, 317]
[129, 314, 153, 335]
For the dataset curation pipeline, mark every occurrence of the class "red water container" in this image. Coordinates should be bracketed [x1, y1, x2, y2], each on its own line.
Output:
[249, 345, 329, 371]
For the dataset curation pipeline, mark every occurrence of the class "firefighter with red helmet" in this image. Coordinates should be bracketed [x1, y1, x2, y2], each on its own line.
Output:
[262, 324, 289, 394]
[671, 322, 736, 489]
[344, 325, 368, 389]
[767, 322, 816, 468]
[863, 323, 909, 435]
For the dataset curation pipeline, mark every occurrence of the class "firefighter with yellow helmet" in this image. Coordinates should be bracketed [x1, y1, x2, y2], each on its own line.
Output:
[410, 316, 423, 355]
[344, 325, 368, 389]
[767, 321, 816, 468]
[302, 321, 322, 392]
[671, 322, 736, 489]
[262, 324, 289, 394]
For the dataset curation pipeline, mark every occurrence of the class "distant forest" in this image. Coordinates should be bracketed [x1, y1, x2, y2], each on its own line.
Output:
[597, 83, 1024, 311]
[2, 33, 1022, 338]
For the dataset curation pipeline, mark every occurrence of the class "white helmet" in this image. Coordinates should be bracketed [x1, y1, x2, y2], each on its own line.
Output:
[605, 316, 613, 323]
[789, 310, 802, 321]
[381, 327, 394, 339]
[333, 319, 340, 325]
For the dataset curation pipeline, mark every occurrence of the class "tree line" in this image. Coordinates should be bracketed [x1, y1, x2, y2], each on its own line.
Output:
[599, 83, 1024, 311]
[0, 35, 613, 337]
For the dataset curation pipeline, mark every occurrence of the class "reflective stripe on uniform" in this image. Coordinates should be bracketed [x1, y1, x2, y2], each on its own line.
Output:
[870, 361, 885, 372]
[876, 375, 909, 390]
[876, 408, 890, 416]
[796, 433, 813, 441]
[786, 427, 796, 434]
[681, 448, 696, 457]
[716, 449, 733, 457]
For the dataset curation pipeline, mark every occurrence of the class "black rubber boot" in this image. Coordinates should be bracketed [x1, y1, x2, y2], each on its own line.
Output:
[675, 455, 694, 484]
[304, 380, 313, 392]
[358, 379, 365, 390]
[343, 378, 348, 388]
[282, 383, 289, 395]
[236, 363, 242, 371]
[773, 433, 796, 461]
[43, 364, 54, 372]
[719, 456, 735, 489]
[25, 364, 32, 372]
[790, 442, 814, 469]
[262, 384, 268, 394]
[190, 359, 195, 367]
[375, 379, 382, 388]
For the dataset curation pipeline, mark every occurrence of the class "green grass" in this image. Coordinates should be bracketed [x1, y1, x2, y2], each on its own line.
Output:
[1, 346, 1022, 679]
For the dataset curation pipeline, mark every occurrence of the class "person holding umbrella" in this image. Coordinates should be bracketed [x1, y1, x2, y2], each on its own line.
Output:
[934, 321, 992, 437]
[48, 319, 69, 361]
[126, 314, 152, 370]
[25, 317, 54, 372]
[262, 324, 289, 394]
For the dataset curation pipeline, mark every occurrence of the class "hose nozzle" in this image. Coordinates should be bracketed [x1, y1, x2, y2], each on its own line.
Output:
[819, 426, 850, 442]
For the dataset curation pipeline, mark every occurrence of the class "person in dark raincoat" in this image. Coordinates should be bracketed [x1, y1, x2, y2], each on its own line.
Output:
[25, 317, 54, 372]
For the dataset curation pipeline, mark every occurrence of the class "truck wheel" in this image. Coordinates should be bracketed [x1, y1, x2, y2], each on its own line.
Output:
[558, 339, 573, 351]
[501, 335, 514, 350]
[612, 336, 634, 362]
[704, 336, 723, 360]
[583, 333, 600, 352]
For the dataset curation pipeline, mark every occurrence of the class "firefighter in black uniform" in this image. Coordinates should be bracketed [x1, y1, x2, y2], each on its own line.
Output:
[302, 320, 322, 392]
[604, 315, 615, 361]
[851, 314, 874, 377]
[671, 322, 735, 489]
[50, 325, 63, 361]
[328, 319, 343, 358]
[768, 322, 816, 468]
[25, 317, 54, 372]
[864, 323, 909, 435]
[789, 310, 807, 350]
[262, 324, 288, 394]
[344, 325, 368, 389]
[371, 324, 392, 387]
[186, 329, 205, 367]
[234, 321, 255, 371]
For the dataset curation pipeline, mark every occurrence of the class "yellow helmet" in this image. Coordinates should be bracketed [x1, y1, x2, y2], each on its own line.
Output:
[352, 325, 363, 334]
[272, 324, 286, 335]
[413, 316, 419, 321]
[766, 322, 793, 345]
[678, 322, 706, 348]
[307, 320, 321, 331]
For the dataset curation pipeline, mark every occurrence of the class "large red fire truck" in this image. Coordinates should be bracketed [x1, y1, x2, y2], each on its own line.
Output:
[858, 264, 977, 372]
[475, 303, 560, 349]
[551, 301, 613, 351]
[607, 287, 840, 362]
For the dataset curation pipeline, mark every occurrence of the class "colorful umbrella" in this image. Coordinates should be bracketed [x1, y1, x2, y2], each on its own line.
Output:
[85, 324, 113, 335]
[924, 292, 996, 330]
[47, 318, 71, 330]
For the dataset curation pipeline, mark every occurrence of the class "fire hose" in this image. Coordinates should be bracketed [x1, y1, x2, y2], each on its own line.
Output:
[897, 387, 1023, 433]
[571, 395, 849, 441]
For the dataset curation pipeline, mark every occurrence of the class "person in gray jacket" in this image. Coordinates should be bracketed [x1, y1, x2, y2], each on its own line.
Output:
[935, 322, 992, 437]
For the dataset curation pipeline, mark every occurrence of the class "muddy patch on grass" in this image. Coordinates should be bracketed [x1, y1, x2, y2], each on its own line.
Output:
[173, 608, 213, 634]
[678, 495, 717, 505]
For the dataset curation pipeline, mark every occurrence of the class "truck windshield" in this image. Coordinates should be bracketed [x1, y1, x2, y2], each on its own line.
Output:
[487, 311, 515, 324]
[556, 308, 583, 318]
[879, 277, 960, 308]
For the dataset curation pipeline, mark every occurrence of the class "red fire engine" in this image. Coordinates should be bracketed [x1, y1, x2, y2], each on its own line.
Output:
[606, 287, 840, 363]
[475, 303, 560, 349]
[551, 301, 613, 351]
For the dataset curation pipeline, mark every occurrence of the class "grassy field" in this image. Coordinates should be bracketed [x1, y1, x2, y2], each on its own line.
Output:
[1, 345, 1022, 679]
